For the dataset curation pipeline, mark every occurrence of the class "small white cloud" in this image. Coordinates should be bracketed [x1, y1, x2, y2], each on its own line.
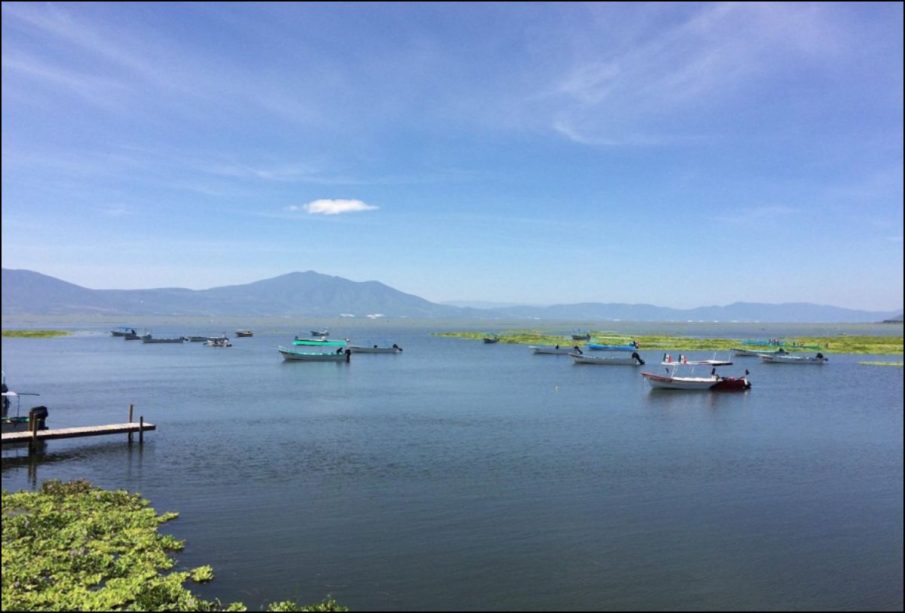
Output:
[302, 199, 378, 215]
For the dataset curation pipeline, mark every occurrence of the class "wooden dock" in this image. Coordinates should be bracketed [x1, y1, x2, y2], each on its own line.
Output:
[2, 422, 156, 445]
[2, 405, 154, 454]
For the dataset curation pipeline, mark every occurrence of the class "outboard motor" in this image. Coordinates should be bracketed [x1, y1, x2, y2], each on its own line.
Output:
[816, 352, 826, 360]
[28, 406, 49, 431]
[632, 351, 645, 365]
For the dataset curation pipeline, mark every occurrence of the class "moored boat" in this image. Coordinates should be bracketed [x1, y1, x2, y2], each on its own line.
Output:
[278, 346, 351, 362]
[1, 373, 48, 434]
[641, 362, 751, 391]
[348, 343, 403, 354]
[732, 347, 789, 357]
[142, 336, 185, 344]
[587, 341, 639, 352]
[760, 352, 828, 364]
[205, 337, 232, 347]
[236, 330, 254, 337]
[110, 326, 137, 337]
[483, 334, 500, 344]
[293, 337, 347, 347]
[571, 351, 645, 366]
[532, 345, 582, 355]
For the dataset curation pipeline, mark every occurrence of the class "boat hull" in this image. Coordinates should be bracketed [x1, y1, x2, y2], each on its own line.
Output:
[279, 347, 349, 362]
[642, 372, 719, 390]
[760, 355, 827, 364]
[348, 346, 402, 354]
[532, 346, 580, 355]
[571, 352, 644, 365]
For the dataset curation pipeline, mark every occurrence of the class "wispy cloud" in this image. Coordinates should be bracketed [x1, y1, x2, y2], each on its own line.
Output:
[544, 3, 843, 146]
[288, 199, 379, 216]
[714, 205, 800, 226]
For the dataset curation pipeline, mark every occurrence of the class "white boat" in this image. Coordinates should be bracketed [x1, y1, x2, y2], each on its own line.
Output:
[570, 351, 645, 366]
[760, 352, 828, 364]
[278, 346, 351, 362]
[205, 337, 232, 347]
[641, 362, 751, 391]
[532, 345, 582, 355]
[661, 354, 733, 366]
[348, 344, 403, 354]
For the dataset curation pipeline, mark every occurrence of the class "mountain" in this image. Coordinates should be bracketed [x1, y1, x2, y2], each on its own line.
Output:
[1, 269, 466, 318]
[2, 268, 900, 322]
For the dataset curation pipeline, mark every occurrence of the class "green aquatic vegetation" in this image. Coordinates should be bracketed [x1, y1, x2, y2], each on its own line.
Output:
[1, 329, 70, 338]
[435, 331, 903, 355]
[2, 480, 347, 612]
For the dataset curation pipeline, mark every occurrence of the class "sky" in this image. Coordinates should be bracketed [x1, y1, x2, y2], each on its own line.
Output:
[2, 2, 902, 311]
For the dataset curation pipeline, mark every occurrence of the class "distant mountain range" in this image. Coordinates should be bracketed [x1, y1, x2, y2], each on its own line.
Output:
[2, 268, 901, 323]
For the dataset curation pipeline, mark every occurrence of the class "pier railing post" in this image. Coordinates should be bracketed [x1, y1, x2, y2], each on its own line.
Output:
[140, 416, 144, 445]
[128, 404, 134, 444]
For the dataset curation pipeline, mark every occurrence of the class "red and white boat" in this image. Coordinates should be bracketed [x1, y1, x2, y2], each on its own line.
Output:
[641, 361, 751, 391]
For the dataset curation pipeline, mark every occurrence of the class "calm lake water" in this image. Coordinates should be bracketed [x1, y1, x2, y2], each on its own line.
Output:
[2, 321, 903, 611]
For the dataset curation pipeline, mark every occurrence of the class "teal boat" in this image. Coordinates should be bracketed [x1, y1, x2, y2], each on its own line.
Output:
[292, 337, 347, 347]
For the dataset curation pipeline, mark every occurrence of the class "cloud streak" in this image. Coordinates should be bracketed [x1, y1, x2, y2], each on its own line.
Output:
[288, 199, 379, 216]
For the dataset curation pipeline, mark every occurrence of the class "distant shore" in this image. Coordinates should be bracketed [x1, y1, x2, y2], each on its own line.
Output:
[436, 330, 904, 355]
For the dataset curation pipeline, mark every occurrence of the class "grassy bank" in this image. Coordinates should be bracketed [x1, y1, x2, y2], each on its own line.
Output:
[1, 329, 70, 338]
[435, 330, 903, 355]
[2, 480, 347, 612]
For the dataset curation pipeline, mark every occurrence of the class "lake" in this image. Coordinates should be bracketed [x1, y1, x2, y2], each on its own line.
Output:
[2, 321, 903, 611]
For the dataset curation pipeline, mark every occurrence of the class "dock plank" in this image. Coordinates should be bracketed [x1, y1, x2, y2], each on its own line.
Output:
[2, 422, 156, 444]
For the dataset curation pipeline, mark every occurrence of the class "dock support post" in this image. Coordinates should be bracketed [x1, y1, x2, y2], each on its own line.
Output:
[139, 416, 144, 445]
[128, 404, 134, 444]
[29, 413, 38, 455]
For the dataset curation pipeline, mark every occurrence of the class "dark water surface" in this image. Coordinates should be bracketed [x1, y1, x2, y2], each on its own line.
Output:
[2, 323, 902, 611]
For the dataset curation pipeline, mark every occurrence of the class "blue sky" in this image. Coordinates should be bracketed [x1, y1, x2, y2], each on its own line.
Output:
[2, 2, 902, 310]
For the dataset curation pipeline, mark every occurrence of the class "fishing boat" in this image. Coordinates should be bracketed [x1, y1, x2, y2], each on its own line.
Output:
[292, 336, 347, 347]
[732, 347, 789, 357]
[142, 336, 185, 344]
[760, 352, 828, 364]
[348, 343, 403, 354]
[124, 331, 150, 341]
[278, 346, 351, 362]
[587, 341, 639, 352]
[641, 361, 751, 391]
[532, 345, 582, 355]
[205, 337, 232, 347]
[571, 330, 591, 341]
[310, 329, 329, 338]
[660, 353, 733, 366]
[570, 351, 645, 366]
[235, 330, 254, 338]
[110, 326, 137, 337]
[186, 336, 210, 342]
[483, 334, 500, 344]
[1, 373, 47, 434]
